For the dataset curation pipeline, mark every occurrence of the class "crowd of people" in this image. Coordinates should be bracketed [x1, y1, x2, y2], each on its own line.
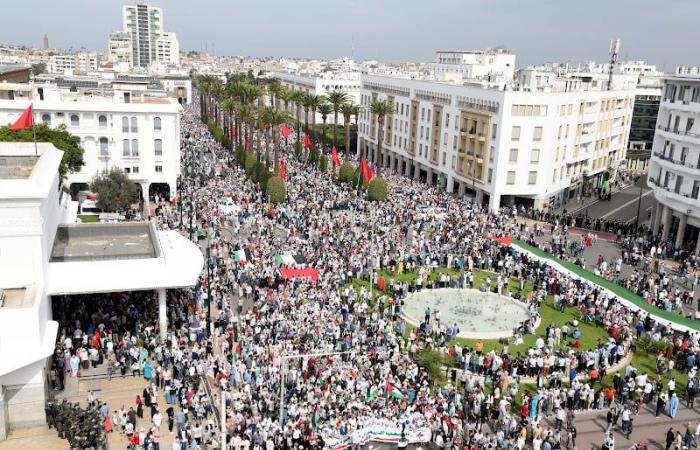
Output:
[50, 93, 700, 450]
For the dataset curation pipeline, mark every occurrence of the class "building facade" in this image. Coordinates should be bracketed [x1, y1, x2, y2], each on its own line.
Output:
[0, 82, 182, 202]
[431, 49, 515, 85]
[277, 72, 361, 124]
[123, 4, 163, 67]
[648, 75, 700, 254]
[108, 31, 134, 68]
[357, 74, 634, 211]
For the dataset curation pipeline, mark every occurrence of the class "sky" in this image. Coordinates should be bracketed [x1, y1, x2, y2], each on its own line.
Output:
[2, 0, 699, 70]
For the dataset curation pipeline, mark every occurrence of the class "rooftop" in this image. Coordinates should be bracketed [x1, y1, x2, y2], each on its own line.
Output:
[50, 222, 160, 262]
[0, 155, 39, 179]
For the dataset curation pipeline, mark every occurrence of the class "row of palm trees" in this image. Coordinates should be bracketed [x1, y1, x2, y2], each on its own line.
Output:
[196, 73, 397, 178]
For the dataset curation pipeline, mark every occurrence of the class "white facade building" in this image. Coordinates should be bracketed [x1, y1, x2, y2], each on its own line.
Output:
[0, 142, 202, 438]
[47, 53, 99, 75]
[358, 74, 634, 211]
[108, 30, 133, 68]
[648, 75, 700, 253]
[0, 81, 182, 202]
[123, 3, 163, 67]
[431, 48, 515, 85]
[277, 72, 361, 124]
[155, 32, 180, 66]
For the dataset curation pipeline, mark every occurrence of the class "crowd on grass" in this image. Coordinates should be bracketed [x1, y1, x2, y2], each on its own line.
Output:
[50, 95, 700, 450]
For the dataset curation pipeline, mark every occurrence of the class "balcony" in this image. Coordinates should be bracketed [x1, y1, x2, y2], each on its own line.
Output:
[652, 152, 700, 176]
[648, 177, 700, 214]
[656, 124, 700, 140]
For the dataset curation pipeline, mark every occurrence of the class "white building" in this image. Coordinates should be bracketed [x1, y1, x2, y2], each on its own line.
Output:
[0, 142, 202, 438]
[108, 30, 133, 68]
[277, 72, 361, 124]
[156, 32, 180, 66]
[0, 80, 182, 202]
[47, 53, 99, 75]
[648, 75, 700, 253]
[123, 3, 163, 68]
[357, 73, 635, 211]
[431, 48, 515, 85]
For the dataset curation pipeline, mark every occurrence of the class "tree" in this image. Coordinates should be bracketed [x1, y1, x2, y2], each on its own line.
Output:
[326, 90, 350, 149]
[267, 78, 281, 108]
[317, 102, 332, 142]
[367, 177, 388, 201]
[370, 100, 395, 177]
[290, 90, 305, 143]
[31, 62, 46, 76]
[259, 106, 292, 172]
[302, 94, 322, 133]
[266, 176, 286, 204]
[339, 162, 356, 183]
[340, 102, 355, 160]
[351, 104, 361, 158]
[0, 123, 84, 179]
[89, 168, 139, 213]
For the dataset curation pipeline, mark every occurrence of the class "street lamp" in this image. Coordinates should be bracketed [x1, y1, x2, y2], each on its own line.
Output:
[206, 230, 212, 335]
[189, 200, 194, 241]
[177, 175, 183, 229]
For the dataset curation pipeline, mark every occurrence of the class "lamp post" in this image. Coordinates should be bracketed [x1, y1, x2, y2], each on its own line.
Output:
[177, 175, 183, 229]
[189, 200, 194, 241]
[206, 229, 213, 336]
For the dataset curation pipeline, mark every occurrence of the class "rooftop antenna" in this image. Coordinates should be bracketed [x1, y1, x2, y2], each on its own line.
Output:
[608, 38, 620, 91]
[351, 35, 355, 62]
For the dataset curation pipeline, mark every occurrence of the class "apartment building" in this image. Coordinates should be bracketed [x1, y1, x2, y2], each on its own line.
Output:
[155, 32, 180, 66]
[357, 73, 634, 211]
[116, 4, 179, 68]
[0, 78, 182, 203]
[648, 75, 700, 254]
[431, 48, 515, 85]
[47, 53, 99, 75]
[277, 71, 361, 123]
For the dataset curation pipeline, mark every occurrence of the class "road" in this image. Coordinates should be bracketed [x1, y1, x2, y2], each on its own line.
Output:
[571, 175, 655, 225]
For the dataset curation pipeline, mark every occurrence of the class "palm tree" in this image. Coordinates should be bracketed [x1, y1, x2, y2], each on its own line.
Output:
[290, 90, 305, 143]
[238, 104, 256, 154]
[317, 102, 333, 143]
[351, 104, 361, 159]
[228, 81, 248, 146]
[278, 87, 294, 113]
[326, 90, 350, 150]
[196, 74, 219, 118]
[267, 79, 282, 108]
[370, 100, 395, 178]
[260, 106, 293, 172]
[340, 102, 355, 160]
[221, 97, 237, 146]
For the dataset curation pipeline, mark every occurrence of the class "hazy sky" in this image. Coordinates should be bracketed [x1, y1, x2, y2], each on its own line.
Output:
[3, 0, 699, 70]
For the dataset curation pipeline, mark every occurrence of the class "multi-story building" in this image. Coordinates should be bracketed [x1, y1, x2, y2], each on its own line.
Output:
[430, 48, 515, 85]
[0, 78, 182, 203]
[47, 53, 99, 75]
[108, 30, 134, 68]
[123, 3, 163, 67]
[648, 75, 700, 253]
[277, 71, 361, 124]
[155, 32, 180, 66]
[357, 73, 635, 211]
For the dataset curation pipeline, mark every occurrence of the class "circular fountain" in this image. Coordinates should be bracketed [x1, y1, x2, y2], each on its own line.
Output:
[402, 288, 535, 339]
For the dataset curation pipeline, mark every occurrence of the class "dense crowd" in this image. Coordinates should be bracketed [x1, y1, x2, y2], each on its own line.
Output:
[51, 94, 700, 450]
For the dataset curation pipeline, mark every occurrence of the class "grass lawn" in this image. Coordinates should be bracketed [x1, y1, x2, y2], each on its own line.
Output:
[77, 214, 99, 223]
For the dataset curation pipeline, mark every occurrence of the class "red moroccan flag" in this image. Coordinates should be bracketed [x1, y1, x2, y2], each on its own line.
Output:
[281, 125, 291, 139]
[279, 160, 286, 180]
[10, 104, 33, 131]
[360, 159, 374, 183]
[303, 134, 312, 149]
[331, 145, 341, 166]
[231, 127, 236, 139]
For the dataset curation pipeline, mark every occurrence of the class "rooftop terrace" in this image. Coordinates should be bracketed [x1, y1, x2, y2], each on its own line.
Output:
[0, 155, 39, 179]
[50, 222, 159, 262]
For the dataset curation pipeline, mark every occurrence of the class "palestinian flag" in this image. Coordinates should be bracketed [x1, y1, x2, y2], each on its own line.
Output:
[366, 387, 378, 403]
[274, 254, 296, 267]
[233, 249, 251, 262]
[293, 254, 306, 265]
[386, 381, 404, 400]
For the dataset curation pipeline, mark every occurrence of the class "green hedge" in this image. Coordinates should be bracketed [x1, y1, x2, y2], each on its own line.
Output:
[513, 239, 700, 331]
[319, 154, 328, 172]
[367, 177, 388, 201]
[266, 176, 286, 204]
[294, 142, 303, 159]
[339, 162, 356, 183]
[308, 147, 320, 166]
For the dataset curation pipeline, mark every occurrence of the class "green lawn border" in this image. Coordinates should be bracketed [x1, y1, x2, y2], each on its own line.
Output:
[512, 239, 700, 331]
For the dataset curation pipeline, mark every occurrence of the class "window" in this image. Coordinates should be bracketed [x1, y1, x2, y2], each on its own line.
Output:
[528, 171, 537, 185]
[506, 171, 516, 185]
[131, 139, 139, 156]
[124, 167, 131, 174]
[488, 168, 493, 183]
[122, 116, 129, 132]
[155, 165, 163, 173]
[99, 137, 108, 156]
[553, 169, 558, 182]
[491, 124, 497, 140]
[70, 114, 79, 127]
[533, 127, 543, 142]
[509, 148, 518, 163]
[42, 114, 51, 125]
[99, 115, 107, 127]
[530, 149, 540, 163]
[154, 116, 162, 131]
[511, 126, 520, 141]
[130, 117, 138, 132]
[132, 166, 139, 174]
[123, 139, 130, 156]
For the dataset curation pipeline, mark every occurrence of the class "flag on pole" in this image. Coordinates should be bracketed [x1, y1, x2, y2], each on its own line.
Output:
[279, 159, 286, 180]
[360, 159, 374, 183]
[10, 104, 34, 131]
[386, 381, 404, 400]
[331, 145, 341, 166]
[231, 127, 236, 139]
[303, 134, 312, 149]
[281, 125, 291, 139]
[365, 387, 378, 403]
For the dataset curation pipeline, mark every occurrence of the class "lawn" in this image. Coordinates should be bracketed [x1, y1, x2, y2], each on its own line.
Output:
[77, 214, 99, 223]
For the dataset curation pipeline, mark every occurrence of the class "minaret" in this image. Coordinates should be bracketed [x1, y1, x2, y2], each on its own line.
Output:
[42, 34, 49, 50]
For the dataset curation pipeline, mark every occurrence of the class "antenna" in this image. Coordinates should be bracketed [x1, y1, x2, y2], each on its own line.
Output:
[608, 38, 620, 91]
